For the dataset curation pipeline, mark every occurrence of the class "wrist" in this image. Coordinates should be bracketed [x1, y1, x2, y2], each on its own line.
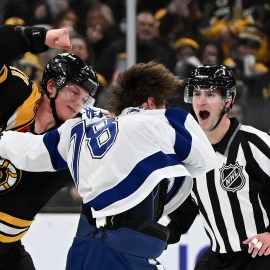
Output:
[16, 26, 49, 54]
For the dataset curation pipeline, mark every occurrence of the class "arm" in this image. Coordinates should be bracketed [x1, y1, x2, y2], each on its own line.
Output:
[0, 25, 71, 67]
[0, 108, 107, 172]
[0, 26, 71, 129]
[241, 128, 270, 257]
[165, 108, 216, 177]
[0, 121, 71, 172]
[183, 113, 216, 176]
[166, 195, 199, 244]
[0, 131, 58, 171]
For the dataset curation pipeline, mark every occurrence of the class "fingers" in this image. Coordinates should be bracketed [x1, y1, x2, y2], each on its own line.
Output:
[250, 240, 262, 258]
[247, 237, 258, 256]
[59, 30, 71, 46]
[45, 28, 72, 50]
[258, 242, 268, 256]
[55, 29, 72, 49]
[55, 36, 72, 49]
[251, 238, 259, 245]
[243, 233, 270, 258]
[246, 237, 268, 258]
[264, 246, 270, 256]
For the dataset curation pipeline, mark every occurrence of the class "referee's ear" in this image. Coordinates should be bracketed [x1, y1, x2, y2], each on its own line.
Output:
[225, 97, 233, 109]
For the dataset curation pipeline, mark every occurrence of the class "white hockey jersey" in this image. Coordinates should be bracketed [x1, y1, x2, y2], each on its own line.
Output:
[0, 107, 216, 218]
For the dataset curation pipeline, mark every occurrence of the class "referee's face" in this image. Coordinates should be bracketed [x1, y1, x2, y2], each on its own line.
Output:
[192, 88, 224, 131]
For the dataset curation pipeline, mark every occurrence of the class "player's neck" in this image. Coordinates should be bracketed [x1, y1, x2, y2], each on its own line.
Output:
[34, 98, 56, 134]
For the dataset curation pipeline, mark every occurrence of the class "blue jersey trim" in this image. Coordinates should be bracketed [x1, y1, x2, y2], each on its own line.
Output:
[87, 151, 182, 211]
[165, 108, 192, 161]
[43, 129, 68, 170]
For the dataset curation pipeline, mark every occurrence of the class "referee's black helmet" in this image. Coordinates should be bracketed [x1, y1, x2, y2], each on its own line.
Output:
[184, 64, 236, 108]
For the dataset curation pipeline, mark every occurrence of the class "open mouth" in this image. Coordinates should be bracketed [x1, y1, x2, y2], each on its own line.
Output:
[199, 110, 210, 120]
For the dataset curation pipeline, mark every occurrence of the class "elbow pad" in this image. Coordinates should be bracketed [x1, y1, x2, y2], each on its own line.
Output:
[16, 26, 48, 54]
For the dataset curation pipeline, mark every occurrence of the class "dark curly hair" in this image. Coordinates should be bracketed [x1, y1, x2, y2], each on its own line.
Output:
[109, 61, 182, 115]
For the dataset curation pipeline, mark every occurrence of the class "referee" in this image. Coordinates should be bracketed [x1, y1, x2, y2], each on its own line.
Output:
[167, 64, 270, 270]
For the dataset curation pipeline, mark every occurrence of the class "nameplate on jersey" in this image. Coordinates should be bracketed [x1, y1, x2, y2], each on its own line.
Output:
[220, 162, 245, 192]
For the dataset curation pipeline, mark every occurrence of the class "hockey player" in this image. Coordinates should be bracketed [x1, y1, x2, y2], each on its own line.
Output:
[167, 64, 270, 270]
[0, 25, 99, 270]
[0, 61, 216, 270]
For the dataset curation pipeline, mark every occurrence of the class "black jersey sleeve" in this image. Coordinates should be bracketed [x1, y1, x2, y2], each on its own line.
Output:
[167, 195, 199, 244]
[0, 25, 48, 130]
[0, 66, 34, 130]
[0, 25, 48, 68]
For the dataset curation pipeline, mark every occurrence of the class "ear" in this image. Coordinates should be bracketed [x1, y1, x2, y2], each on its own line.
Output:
[46, 79, 57, 98]
[225, 96, 233, 108]
[146, 97, 156, 110]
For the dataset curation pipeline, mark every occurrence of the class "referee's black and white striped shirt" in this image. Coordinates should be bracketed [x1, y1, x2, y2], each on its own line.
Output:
[192, 118, 270, 253]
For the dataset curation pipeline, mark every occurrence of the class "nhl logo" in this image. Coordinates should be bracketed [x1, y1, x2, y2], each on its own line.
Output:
[220, 162, 245, 192]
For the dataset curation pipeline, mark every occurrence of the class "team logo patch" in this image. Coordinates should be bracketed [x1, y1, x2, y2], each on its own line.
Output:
[0, 159, 22, 194]
[220, 162, 245, 192]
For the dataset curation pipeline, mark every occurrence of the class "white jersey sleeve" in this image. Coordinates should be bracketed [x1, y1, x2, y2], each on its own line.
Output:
[0, 106, 106, 172]
[0, 119, 74, 172]
[160, 108, 216, 215]
[0, 130, 57, 171]
[182, 113, 215, 176]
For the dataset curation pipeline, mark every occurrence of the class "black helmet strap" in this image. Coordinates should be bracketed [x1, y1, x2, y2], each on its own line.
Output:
[210, 100, 231, 131]
[49, 93, 64, 126]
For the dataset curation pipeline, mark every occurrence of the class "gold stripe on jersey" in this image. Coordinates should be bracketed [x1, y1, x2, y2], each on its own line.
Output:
[0, 212, 33, 243]
[10, 66, 28, 76]
[6, 84, 41, 130]
[0, 230, 28, 243]
[10, 66, 29, 85]
[0, 66, 8, 83]
[0, 212, 33, 227]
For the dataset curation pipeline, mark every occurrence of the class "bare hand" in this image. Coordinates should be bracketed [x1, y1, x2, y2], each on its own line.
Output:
[45, 28, 72, 50]
[243, 232, 270, 258]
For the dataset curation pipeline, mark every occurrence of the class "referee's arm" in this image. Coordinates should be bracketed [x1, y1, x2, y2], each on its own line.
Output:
[167, 194, 199, 244]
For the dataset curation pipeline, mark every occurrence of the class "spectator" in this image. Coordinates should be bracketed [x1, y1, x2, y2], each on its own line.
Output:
[241, 68, 270, 133]
[173, 36, 200, 78]
[68, 34, 95, 65]
[65, 34, 109, 109]
[3, 0, 52, 26]
[85, 2, 124, 61]
[224, 25, 268, 93]
[53, 8, 79, 36]
[198, 38, 225, 65]
[96, 10, 176, 83]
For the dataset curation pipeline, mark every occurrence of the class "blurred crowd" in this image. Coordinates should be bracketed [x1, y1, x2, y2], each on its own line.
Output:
[1, 0, 270, 209]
